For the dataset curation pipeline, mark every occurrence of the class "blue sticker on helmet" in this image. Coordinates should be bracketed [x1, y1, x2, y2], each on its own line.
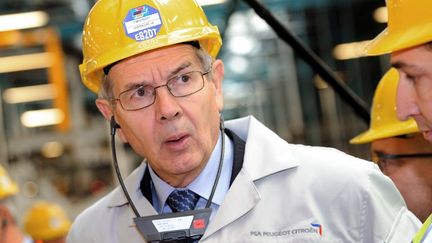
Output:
[123, 5, 162, 41]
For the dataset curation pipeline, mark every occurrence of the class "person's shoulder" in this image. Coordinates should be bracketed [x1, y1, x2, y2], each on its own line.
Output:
[76, 186, 122, 220]
[68, 187, 121, 241]
[286, 143, 383, 186]
[289, 143, 374, 170]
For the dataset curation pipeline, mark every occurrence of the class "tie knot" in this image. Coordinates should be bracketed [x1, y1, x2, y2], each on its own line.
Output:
[166, 189, 200, 213]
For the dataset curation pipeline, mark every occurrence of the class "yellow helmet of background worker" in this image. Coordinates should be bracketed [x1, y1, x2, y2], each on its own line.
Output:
[24, 201, 71, 241]
[0, 164, 19, 200]
[350, 68, 418, 144]
[80, 0, 222, 93]
[365, 0, 432, 55]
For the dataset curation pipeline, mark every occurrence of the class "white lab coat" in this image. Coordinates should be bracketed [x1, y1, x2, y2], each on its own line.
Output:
[67, 116, 421, 242]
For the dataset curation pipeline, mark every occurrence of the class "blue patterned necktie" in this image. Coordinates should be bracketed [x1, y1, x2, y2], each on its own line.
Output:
[166, 189, 200, 212]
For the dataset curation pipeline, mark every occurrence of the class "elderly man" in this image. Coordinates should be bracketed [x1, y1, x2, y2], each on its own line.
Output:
[68, 0, 420, 242]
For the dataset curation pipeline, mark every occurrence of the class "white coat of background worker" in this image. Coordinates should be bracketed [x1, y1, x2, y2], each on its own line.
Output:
[23, 201, 71, 243]
[365, 0, 432, 242]
[67, 0, 421, 242]
[350, 68, 432, 223]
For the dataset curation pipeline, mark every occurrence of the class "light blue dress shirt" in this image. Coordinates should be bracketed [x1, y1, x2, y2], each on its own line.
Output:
[148, 131, 234, 219]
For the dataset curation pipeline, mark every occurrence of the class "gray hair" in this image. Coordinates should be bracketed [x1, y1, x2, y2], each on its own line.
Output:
[98, 46, 214, 103]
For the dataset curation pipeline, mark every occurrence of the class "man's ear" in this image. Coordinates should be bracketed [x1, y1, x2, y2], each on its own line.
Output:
[211, 59, 224, 112]
[95, 98, 113, 120]
[95, 99, 129, 143]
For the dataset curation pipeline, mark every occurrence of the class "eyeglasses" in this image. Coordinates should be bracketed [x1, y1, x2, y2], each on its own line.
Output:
[112, 69, 211, 111]
[372, 151, 432, 169]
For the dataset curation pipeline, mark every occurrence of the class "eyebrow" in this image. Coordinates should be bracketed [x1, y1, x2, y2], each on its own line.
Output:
[391, 61, 425, 73]
[121, 82, 145, 93]
[372, 150, 382, 155]
[391, 61, 409, 69]
[168, 61, 192, 77]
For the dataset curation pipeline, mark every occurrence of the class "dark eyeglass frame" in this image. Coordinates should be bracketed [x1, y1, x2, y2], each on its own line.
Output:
[111, 69, 211, 111]
[372, 151, 432, 172]
[372, 151, 432, 162]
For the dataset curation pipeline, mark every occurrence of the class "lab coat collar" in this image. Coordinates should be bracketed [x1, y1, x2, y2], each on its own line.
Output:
[225, 116, 299, 181]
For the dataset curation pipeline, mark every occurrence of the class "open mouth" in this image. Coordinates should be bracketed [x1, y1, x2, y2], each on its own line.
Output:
[166, 134, 187, 143]
[164, 134, 190, 150]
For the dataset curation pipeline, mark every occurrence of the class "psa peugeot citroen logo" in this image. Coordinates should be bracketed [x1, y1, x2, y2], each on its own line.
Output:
[250, 222, 323, 238]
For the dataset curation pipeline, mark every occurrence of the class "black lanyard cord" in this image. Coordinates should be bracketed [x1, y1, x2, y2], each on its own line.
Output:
[205, 115, 225, 208]
[110, 116, 141, 217]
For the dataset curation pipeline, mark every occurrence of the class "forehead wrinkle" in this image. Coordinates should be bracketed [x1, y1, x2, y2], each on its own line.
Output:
[116, 47, 200, 91]
[120, 61, 195, 92]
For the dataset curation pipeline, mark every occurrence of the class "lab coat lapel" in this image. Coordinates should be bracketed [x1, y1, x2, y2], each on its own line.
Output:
[201, 116, 299, 239]
[201, 169, 259, 239]
[107, 162, 158, 221]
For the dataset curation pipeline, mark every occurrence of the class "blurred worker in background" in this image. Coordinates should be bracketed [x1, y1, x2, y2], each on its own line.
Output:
[0, 164, 31, 243]
[24, 201, 71, 243]
[351, 68, 432, 223]
[365, 0, 432, 242]
[68, 0, 420, 242]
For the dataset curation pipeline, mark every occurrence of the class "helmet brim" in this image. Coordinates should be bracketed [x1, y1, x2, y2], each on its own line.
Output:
[365, 23, 432, 55]
[350, 120, 419, 144]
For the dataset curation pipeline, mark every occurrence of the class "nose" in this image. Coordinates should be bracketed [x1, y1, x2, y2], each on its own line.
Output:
[153, 86, 181, 121]
[396, 78, 420, 121]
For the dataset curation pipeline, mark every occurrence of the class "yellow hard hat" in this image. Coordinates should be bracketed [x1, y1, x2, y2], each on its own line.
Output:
[365, 0, 432, 55]
[80, 0, 222, 93]
[0, 164, 19, 200]
[24, 201, 71, 241]
[350, 68, 418, 144]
